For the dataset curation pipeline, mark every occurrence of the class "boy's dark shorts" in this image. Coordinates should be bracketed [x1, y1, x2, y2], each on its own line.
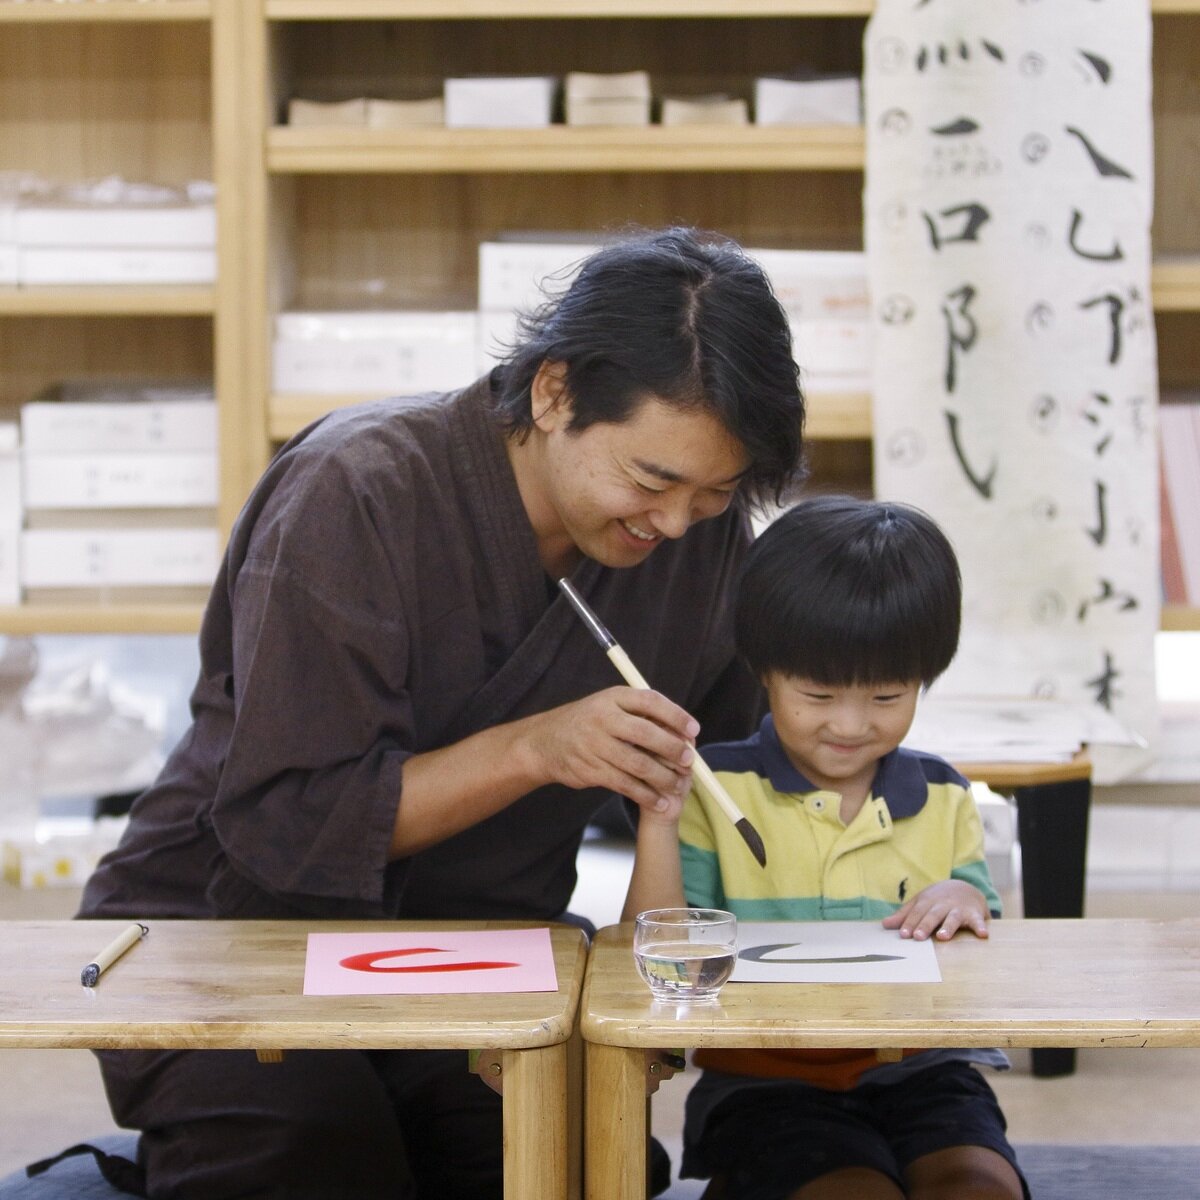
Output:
[695, 1060, 1030, 1200]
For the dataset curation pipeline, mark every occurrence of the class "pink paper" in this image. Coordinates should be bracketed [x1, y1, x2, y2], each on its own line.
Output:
[302, 928, 558, 995]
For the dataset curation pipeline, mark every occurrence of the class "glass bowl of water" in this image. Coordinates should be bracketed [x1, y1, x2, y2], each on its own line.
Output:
[633, 908, 738, 1003]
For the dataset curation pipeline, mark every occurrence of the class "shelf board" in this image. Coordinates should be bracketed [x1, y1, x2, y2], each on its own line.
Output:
[1150, 258, 1200, 311]
[1161, 605, 1200, 632]
[269, 389, 871, 443]
[0, 286, 215, 317]
[265, 0, 1197, 15]
[267, 124, 865, 173]
[0, 0, 210, 20]
[267, 1, 872, 17]
[0, 603, 204, 635]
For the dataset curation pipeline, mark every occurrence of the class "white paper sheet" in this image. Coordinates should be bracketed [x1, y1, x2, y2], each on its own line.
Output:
[731, 921, 941, 984]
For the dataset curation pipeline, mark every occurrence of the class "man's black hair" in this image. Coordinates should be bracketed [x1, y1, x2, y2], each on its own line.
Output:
[736, 495, 962, 687]
[491, 226, 807, 508]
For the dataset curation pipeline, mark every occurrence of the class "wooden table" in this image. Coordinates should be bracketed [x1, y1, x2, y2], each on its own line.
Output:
[963, 751, 1093, 1076]
[0, 919, 587, 1200]
[581, 917, 1200, 1200]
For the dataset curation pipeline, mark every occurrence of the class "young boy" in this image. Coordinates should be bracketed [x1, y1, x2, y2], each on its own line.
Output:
[624, 495, 1028, 1200]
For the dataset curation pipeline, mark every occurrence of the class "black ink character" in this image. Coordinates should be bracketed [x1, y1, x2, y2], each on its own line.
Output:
[1079, 292, 1125, 365]
[941, 284, 978, 392]
[1069, 209, 1124, 262]
[1085, 651, 1121, 711]
[944, 410, 997, 499]
[1085, 479, 1108, 545]
[1076, 50, 1113, 85]
[923, 203, 991, 250]
[1077, 578, 1139, 621]
[1066, 126, 1134, 179]
[1083, 392, 1114, 456]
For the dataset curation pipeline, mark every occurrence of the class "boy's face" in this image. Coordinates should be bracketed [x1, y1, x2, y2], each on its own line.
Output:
[764, 674, 921, 800]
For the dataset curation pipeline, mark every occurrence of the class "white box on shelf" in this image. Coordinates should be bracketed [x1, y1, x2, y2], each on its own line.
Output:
[272, 310, 479, 396]
[22, 451, 219, 510]
[20, 526, 220, 589]
[789, 318, 872, 384]
[477, 309, 521, 372]
[18, 247, 217, 286]
[367, 96, 446, 128]
[748, 248, 869, 320]
[0, 529, 18, 605]
[23, 396, 216, 451]
[0, 423, 19, 520]
[660, 95, 750, 126]
[477, 240, 600, 313]
[754, 75, 862, 126]
[287, 97, 369, 127]
[21, 398, 216, 454]
[564, 71, 651, 127]
[15, 201, 216, 248]
[0, 243, 16, 285]
[444, 77, 557, 128]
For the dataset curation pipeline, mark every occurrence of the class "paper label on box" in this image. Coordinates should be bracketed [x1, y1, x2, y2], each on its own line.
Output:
[478, 241, 599, 312]
[272, 311, 479, 395]
[18, 247, 216, 285]
[22, 452, 219, 509]
[748, 249, 869, 319]
[21, 400, 217, 454]
[0, 529, 18, 605]
[15, 203, 216, 248]
[21, 527, 220, 588]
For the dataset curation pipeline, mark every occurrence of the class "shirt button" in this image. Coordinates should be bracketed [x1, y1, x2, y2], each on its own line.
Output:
[811, 798, 825, 811]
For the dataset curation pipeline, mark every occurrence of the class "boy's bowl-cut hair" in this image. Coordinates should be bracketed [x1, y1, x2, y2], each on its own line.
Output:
[736, 494, 962, 687]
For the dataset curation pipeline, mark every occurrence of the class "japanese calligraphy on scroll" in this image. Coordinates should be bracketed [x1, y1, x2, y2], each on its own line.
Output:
[865, 0, 1159, 780]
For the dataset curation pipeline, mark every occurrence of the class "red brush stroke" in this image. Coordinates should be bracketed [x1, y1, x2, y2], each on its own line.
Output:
[338, 947, 519, 974]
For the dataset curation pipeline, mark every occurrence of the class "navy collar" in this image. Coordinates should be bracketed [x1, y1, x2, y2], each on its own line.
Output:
[756, 714, 931, 819]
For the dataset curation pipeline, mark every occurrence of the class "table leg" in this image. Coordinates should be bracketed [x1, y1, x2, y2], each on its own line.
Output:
[585, 1042, 649, 1200]
[503, 1043, 570, 1200]
[1014, 776, 1091, 1078]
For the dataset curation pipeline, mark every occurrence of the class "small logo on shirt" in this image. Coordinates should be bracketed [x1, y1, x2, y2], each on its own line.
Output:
[898, 877, 908, 902]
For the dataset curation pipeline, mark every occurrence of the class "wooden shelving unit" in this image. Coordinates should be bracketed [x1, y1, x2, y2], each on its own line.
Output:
[0, 0, 244, 636]
[2, 0, 1199, 633]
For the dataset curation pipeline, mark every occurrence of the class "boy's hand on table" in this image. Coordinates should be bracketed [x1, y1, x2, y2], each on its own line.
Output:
[882, 880, 991, 941]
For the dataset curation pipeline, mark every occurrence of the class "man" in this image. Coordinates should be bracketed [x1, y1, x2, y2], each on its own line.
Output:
[78, 226, 806, 1199]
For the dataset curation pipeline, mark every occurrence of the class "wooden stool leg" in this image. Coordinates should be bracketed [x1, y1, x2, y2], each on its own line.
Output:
[503, 1043, 570, 1200]
[586, 1042, 648, 1199]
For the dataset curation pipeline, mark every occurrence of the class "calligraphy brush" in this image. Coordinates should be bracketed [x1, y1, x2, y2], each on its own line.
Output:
[558, 577, 768, 868]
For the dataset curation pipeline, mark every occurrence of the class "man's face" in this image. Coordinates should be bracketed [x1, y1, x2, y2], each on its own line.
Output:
[764, 674, 921, 801]
[528, 371, 750, 572]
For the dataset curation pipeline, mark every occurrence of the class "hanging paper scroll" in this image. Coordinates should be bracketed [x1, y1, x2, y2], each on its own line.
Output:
[864, 0, 1159, 780]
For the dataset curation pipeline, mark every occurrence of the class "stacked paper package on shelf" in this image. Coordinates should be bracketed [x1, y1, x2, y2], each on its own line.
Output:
[564, 72, 652, 126]
[747, 248, 871, 392]
[476, 237, 600, 372]
[0, 424, 20, 604]
[13, 176, 216, 286]
[18, 381, 220, 603]
[754, 73, 862, 126]
[272, 310, 479, 397]
[444, 77, 558, 128]
[1, 172, 52, 286]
